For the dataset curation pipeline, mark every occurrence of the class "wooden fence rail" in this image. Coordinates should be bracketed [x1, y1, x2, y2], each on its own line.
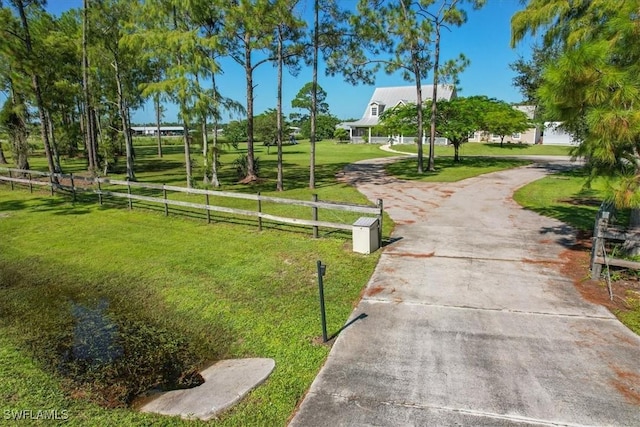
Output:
[0, 167, 383, 243]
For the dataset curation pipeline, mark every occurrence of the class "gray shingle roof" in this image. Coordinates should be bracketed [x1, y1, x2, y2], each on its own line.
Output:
[346, 84, 456, 127]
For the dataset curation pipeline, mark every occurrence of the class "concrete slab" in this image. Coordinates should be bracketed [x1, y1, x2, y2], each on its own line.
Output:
[291, 158, 640, 426]
[139, 358, 275, 421]
[293, 302, 640, 426]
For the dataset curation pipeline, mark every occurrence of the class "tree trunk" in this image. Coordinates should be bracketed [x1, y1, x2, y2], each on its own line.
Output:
[15, 1, 56, 180]
[210, 74, 220, 188]
[0, 143, 7, 164]
[243, 35, 257, 182]
[309, 0, 319, 189]
[276, 26, 284, 192]
[114, 58, 135, 181]
[202, 118, 209, 184]
[428, 23, 441, 173]
[7, 80, 29, 170]
[82, 0, 97, 174]
[46, 110, 62, 173]
[183, 118, 192, 188]
[155, 94, 163, 158]
[414, 64, 424, 174]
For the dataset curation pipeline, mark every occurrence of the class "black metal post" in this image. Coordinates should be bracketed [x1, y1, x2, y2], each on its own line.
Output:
[377, 198, 383, 246]
[317, 260, 328, 343]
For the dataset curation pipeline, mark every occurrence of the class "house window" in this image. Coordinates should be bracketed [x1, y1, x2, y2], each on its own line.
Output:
[371, 105, 378, 116]
[512, 133, 521, 140]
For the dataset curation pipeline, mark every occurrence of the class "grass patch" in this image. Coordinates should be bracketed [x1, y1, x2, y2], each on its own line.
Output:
[513, 168, 613, 231]
[0, 189, 379, 425]
[0, 139, 544, 425]
[385, 156, 530, 182]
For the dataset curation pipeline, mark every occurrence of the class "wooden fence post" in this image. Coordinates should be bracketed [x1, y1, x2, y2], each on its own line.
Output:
[9, 170, 13, 191]
[127, 181, 132, 210]
[257, 192, 262, 231]
[206, 193, 211, 224]
[70, 173, 76, 202]
[49, 173, 54, 196]
[163, 185, 168, 217]
[590, 212, 609, 278]
[312, 194, 319, 238]
[28, 172, 33, 193]
[97, 180, 103, 205]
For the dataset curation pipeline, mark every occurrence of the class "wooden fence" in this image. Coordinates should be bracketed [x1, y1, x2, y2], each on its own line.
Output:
[0, 167, 383, 243]
[590, 203, 640, 280]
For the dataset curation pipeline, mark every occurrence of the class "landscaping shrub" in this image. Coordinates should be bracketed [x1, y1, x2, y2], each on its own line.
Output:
[233, 153, 260, 179]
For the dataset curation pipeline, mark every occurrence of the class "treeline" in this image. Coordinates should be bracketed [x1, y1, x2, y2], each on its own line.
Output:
[0, 0, 484, 190]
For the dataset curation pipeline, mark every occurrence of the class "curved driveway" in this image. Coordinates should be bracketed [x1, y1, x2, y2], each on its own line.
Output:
[290, 157, 640, 426]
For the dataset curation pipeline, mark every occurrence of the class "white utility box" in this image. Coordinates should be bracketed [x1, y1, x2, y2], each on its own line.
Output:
[352, 217, 380, 254]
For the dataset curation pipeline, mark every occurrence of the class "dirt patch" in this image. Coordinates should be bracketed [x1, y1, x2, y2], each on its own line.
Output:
[365, 285, 385, 297]
[387, 251, 435, 259]
[610, 367, 640, 405]
[522, 258, 563, 267]
[559, 234, 640, 317]
[559, 197, 601, 207]
[395, 220, 415, 225]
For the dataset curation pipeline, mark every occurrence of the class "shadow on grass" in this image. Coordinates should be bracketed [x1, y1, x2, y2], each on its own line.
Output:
[484, 143, 532, 150]
[213, 160, 352, 193]
[0, 192, 91, 215]
[385, 156, 530, 181]
[0, 198, 28, 211]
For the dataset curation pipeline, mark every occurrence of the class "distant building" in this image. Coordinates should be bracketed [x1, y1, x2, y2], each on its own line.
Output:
[130, 126, 185, 136]
[468, 105, 540, 145]
[340, 85, 457, 144]
[541, 122, 580, 146]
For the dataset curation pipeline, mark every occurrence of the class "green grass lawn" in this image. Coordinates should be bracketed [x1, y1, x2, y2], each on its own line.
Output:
[0, 189, 380, 426]
[513, 168, 612, 232]
[0, 137, 598, 425]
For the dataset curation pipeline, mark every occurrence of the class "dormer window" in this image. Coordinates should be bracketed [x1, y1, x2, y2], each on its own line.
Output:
[370, 102, 385, 117]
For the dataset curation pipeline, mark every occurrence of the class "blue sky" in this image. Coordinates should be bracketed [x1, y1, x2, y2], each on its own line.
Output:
[45, 0, 536, 124]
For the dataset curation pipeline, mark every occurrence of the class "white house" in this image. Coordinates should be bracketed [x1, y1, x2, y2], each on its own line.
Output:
[341, 85, 457, 144]
[541, 122, 579, 146]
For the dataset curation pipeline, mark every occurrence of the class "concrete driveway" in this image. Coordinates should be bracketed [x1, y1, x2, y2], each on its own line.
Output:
[290, 157, 640, 426]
